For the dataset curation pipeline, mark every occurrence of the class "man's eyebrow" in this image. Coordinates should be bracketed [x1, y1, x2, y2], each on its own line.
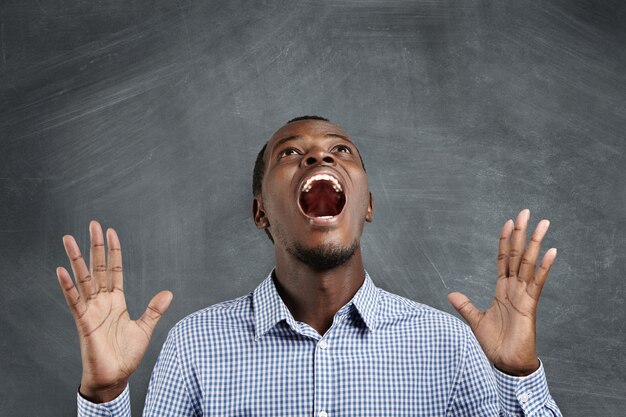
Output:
[274, 133, 353, 148]
[324, 133, 353, 143]
[274, 135, 300, 147]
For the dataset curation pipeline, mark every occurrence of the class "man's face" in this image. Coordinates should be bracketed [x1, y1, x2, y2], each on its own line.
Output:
[254, 119, 373, 267]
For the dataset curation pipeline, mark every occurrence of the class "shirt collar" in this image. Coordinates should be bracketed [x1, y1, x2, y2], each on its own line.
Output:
[349, 271, 379, 332]
[253, 269, 379, 340]
[252, 271, 299, 340]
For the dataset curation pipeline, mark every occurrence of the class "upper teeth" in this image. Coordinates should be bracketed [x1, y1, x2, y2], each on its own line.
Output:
[301, 174, 343, 193]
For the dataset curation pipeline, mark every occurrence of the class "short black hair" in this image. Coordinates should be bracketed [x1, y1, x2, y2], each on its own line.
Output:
[286, 115, 330, 124]
[252, 116, 366, 242]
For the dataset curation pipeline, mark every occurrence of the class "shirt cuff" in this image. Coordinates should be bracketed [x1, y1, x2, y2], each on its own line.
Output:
[77, 384, 131, 417]
[493, 359, 550, 416]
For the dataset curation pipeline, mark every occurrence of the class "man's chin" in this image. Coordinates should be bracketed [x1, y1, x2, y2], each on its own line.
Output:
[287, 240, 359, 271]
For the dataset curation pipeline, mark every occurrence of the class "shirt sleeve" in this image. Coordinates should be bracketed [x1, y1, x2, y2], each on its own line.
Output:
[448, 331, 562, 417]
[76, 328, 199, 417]
[142, 328, 199, 416]
[492, 360, 562, 417]
[77, 384, 131, 417]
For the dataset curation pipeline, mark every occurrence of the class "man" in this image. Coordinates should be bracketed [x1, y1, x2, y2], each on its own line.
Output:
[57, 116, 562, 416]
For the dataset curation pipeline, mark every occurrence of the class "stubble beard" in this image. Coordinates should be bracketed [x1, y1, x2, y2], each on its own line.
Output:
[287, 239, 360, 271]
[272, 221, 361, 271]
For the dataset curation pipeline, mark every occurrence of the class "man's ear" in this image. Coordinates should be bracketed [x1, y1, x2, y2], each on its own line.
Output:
[366, 192, 374, 223]
[253, 196, 270, 229]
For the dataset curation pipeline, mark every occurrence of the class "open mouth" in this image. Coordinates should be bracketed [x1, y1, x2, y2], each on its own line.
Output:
[298, 174, 346, 218]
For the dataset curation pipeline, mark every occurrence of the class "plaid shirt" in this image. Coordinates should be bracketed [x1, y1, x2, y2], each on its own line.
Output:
[78, 271, 561, 416]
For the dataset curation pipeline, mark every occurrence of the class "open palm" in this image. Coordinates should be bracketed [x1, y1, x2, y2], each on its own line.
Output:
[448, 209, 557, 376]
[56, 221, 173, 402]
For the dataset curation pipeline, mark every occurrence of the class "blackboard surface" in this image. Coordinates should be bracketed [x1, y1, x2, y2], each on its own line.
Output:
[1, 1, 625, 416]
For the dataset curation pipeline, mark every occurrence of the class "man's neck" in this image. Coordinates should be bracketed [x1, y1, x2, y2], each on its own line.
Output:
[273, 249, 366, 335]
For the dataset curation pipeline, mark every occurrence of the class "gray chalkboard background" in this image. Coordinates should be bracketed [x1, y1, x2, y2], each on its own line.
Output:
[1, 1, 625, 415]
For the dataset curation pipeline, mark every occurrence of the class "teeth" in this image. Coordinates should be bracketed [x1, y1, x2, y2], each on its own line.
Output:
[301, 174, 343, 193]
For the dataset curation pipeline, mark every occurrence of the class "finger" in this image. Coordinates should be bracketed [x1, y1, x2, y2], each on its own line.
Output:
[106, 228, 123, 292]
[508, 209, 530, 280]
[448, 292, 482, 330]
[62, 235, 97, 299]
[137, 291, 173, 337]
[56, 266, 88, 319]
[89, 221, 108, 292]
[518, 219, 550, 282]
[528, 248, 557, 300]
[497, 219, 514, 280]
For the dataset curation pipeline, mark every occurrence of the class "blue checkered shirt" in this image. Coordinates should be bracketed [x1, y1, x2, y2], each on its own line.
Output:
[78, 271, 562, 416]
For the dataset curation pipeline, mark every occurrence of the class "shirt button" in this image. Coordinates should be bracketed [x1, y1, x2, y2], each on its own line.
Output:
[318, 411, 328, 417]
[519, 392, 531, 403]
[318, 339, 328, 349]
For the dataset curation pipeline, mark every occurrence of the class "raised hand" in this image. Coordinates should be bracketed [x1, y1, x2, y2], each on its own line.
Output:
[448, 209, 557, 376]
[56, 221, 173, 402]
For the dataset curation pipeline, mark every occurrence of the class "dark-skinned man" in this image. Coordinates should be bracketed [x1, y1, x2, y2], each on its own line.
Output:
[57, 116, 562, 416]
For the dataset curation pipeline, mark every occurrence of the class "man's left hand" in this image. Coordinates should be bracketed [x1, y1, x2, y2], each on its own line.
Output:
[448, 209, 557, 376]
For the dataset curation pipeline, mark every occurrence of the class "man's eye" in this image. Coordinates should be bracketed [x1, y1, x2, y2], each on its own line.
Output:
[333, 144, 352, 153]
[279, 148, 300, 158]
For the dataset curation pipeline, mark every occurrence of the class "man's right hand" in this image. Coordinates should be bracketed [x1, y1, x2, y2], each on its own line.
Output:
[56, 221, 173, 403]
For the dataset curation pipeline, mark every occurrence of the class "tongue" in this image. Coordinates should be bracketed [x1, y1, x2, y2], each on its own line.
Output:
[300, 181, 345, 217]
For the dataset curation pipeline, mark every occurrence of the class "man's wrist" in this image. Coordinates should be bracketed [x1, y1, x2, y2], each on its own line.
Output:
[79, 380, 128, 404]
[494, 357, 541, 377]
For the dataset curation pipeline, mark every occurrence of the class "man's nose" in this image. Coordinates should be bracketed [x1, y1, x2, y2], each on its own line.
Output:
[302, 148, 336, 167]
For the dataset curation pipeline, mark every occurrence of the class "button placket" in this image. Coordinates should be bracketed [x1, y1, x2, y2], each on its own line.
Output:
[313, 334, 333, 417]
[519, 391, 531, 404]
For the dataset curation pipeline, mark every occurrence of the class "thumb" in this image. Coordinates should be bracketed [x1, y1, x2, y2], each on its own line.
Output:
[448, 291, 481, 329]
[138, 290, 174, 336]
